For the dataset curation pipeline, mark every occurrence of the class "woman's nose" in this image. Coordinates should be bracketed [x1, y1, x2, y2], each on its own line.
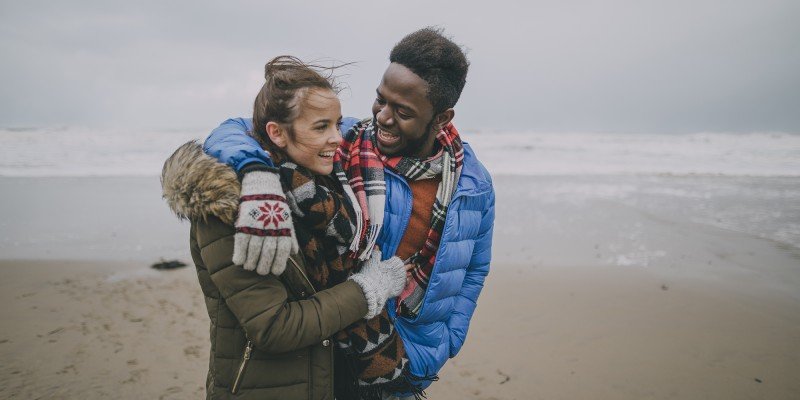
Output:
[328, 127, 342, 145]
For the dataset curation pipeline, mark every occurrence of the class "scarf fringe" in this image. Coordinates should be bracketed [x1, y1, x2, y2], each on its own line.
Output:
[354, 369, 438, 400]
[339, 171, 364, 254]
[358, 223, 382, 261]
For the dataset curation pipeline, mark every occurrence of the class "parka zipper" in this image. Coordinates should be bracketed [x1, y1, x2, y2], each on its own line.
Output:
[229, 258, 319, 395]
[230, 340, 253, 394]
[288, 256, 333, 397]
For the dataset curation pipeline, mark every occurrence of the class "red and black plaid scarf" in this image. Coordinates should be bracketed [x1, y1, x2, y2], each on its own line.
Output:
[334, 119, 464, 317]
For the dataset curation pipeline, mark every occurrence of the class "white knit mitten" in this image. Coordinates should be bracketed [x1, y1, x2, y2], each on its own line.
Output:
[233, 170, 299, 276]
[349, 249, 406, 319]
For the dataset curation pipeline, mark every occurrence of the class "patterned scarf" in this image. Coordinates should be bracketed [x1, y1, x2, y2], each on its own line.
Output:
[332, 118, 465, 397]
[334, 119, 463, 318]
[272, 154, 358, 288]
[267, 146, 416, 399]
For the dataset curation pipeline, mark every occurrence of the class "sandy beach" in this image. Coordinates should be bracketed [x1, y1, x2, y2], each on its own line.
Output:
[2, 174, 800, 399]
[2, 258, 799, 399]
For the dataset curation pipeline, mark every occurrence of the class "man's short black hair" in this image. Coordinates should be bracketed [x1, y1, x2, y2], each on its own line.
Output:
[389, 27, 469, 114]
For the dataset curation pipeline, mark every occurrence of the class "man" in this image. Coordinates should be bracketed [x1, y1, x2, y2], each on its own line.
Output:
[204, 27, 494, 397]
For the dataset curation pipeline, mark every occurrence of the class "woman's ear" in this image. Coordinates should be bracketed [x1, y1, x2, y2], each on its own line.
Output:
[266, 121, 288, 148]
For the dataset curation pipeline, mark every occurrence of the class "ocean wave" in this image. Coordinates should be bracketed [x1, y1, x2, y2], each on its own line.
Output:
[0, 126, 204, 177]
[467, 131, 800, 177]
[1, 127, 799, 177]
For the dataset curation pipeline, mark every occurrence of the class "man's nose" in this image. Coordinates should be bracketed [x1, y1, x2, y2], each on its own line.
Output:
[375, 106, 394, 127]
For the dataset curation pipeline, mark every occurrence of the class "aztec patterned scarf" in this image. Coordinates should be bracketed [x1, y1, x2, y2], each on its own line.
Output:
[334, 119, 464, 318]
[268, 147, 416, 399]
[271, 153, 358, 288]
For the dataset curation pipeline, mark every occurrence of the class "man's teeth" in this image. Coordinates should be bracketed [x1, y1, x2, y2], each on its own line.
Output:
[319, 151, 334, 157]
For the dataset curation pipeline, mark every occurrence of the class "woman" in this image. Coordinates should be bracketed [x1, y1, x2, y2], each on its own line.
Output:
[161, 56, 407, 399]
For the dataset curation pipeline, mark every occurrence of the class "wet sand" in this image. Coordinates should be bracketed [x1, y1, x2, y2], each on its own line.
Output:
[0, 260, 207, 399]
[2, 258, 799, 399]
[429, 264, 800, 400]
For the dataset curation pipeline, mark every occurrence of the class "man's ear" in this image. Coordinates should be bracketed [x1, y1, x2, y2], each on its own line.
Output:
[432, 108, 455, 133]
[266, 122, 288, 148]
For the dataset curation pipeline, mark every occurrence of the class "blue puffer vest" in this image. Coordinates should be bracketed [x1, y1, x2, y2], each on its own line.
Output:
[204, 118, 495, 391]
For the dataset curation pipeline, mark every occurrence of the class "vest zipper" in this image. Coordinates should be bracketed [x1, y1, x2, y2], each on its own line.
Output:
[230, 340, 253, 394]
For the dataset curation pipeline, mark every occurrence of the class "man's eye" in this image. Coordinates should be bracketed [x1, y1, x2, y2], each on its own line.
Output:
[375, 97, 386, 105]
[398, 113, 411, 120]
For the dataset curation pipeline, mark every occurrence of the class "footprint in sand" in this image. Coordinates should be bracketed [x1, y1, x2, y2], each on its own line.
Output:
[183, 345, 202, 358]
[48, 327, 65, 335]
[122, 368, 148, 384]
[158, 386, 183, 400]
[496, 369, 510, 385]
[57, 364, 77, 375]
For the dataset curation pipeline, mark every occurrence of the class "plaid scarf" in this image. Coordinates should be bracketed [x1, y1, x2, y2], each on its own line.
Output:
[331, 118, 464, 397]
[334, 119, 463, 318]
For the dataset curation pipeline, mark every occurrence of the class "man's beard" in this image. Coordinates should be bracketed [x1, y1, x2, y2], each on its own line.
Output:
[400, 117, 437, 158]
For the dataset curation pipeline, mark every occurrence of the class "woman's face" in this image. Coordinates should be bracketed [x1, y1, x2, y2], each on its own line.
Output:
[277, 88, 343, 175]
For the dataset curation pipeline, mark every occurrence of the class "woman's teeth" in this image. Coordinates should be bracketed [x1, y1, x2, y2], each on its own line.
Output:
[318, 151, 334, 157]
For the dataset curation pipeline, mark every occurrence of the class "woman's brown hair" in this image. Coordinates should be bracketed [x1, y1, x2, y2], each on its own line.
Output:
[251, 56, 339, 152]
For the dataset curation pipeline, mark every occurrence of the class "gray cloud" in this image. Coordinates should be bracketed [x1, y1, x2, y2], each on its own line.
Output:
[1, 0, 798, 133]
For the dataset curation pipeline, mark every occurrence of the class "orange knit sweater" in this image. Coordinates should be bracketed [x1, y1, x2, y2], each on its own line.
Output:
[394, 178, 441, 261]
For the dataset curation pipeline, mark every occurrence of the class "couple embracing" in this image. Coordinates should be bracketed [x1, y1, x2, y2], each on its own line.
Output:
[162, 27, 495, 400]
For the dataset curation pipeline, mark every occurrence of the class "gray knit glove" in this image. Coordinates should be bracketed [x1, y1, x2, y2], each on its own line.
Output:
[349, 249, 406, 319]
[233, 170, 299, 276]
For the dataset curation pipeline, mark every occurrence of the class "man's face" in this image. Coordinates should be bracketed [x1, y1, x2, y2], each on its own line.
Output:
[372, 63, 438, 158]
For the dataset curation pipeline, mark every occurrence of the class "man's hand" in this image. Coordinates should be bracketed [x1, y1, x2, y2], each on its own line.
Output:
[233, 170, 299, 275]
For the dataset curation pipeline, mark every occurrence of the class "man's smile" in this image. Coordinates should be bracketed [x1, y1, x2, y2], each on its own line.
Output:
[376, 126, 401, 147]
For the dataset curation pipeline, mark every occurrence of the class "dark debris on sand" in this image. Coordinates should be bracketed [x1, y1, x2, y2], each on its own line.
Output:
[151, 260, 187, 270]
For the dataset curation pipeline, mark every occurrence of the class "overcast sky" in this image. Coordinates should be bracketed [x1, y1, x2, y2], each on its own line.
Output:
[1, 0, 798, 133]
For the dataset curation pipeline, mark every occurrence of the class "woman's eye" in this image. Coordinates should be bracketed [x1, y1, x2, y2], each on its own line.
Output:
[316, 124, 328, 131]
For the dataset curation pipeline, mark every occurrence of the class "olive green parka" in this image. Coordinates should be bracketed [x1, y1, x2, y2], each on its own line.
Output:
[162, 142, 368, 399]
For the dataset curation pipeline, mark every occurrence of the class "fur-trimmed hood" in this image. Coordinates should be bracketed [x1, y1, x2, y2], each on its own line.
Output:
[161, 141, 240, 225]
